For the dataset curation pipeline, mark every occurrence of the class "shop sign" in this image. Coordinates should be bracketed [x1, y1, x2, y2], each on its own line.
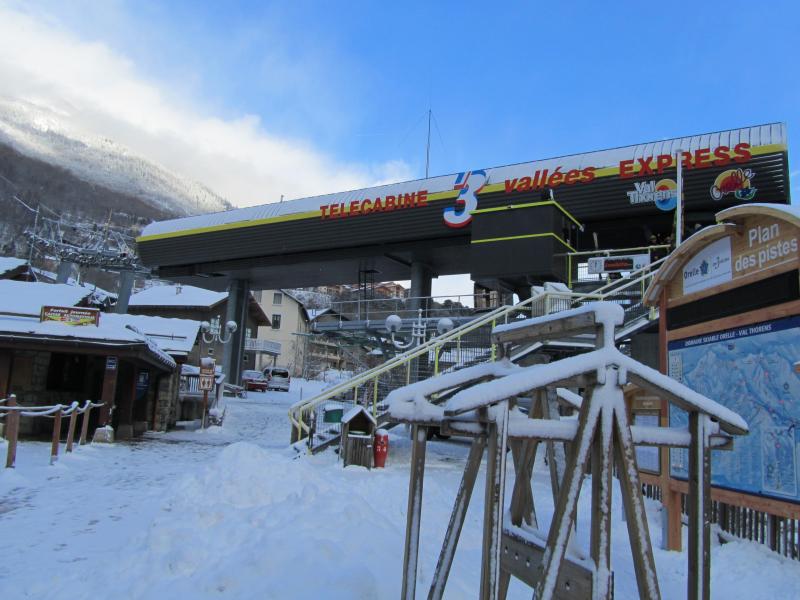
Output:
[40, 306, 100, 326]
[682, 237, 732, 296]
[588, 254, 650, 275]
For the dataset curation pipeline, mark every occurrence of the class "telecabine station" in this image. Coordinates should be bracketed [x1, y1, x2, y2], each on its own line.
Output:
[2, 123, 797, 593]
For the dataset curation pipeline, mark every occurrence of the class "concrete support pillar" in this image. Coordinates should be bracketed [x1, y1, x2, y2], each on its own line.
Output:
[56, 261, 74, 283]
[409, 261, 433, 315]
[223, 279, 249, 386]
[115, 270, 135, 314]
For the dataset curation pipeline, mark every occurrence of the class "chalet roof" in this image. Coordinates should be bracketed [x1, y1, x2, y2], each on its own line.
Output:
[0, 280, 93, 317]
[130, 283, 269, 326]
[0, 257, 27, 278]
[130, 284, 227, 309]
[341, 405, 377, 426]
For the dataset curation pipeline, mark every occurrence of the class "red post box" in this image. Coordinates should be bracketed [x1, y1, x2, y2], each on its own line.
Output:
[373, 429, 389, 468]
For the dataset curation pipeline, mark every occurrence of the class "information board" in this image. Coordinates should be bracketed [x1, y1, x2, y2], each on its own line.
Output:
[668, 316, 800, 502]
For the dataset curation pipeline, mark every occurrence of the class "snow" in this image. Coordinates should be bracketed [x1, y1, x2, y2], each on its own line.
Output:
[129, 283, 227, 308]
[445, 351, 606, 415]
[444, 347, 749, 435]
[491, 301, 624, 338]
[0, 280, 93, 316]
[109, 313, 201, 356]
[556, 387, 583, 409]
[0, 313, 177, 369]
[341, 405, 377, 426]
[0, 256, 26, 277]
[0, 379, 796, 599]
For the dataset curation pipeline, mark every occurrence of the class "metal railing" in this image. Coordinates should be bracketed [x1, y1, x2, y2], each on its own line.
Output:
[318, 293, 500, 324]
[1, 395, 104, 467]
[289, 257, 665, 452]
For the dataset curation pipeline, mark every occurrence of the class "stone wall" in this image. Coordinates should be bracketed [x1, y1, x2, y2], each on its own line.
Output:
[152, 371, 180, 432]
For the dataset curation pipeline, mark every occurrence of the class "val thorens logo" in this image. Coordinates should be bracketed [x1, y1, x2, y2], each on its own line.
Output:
[626, 178, 677, 212]
[444, 170, 487, 228]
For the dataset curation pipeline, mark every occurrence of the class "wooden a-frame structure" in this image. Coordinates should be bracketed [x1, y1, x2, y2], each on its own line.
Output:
[388, 303, 748, 600]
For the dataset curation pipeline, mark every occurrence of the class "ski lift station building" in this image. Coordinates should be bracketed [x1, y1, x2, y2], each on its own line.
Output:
[137, 123, 789, 301]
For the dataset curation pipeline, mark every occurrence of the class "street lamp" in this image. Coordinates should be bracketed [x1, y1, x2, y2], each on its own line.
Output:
[200, 316, 238, 345]
[385, 310, 454, 350]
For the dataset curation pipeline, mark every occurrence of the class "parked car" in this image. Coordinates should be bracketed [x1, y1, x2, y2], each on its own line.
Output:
[263, 366, 291, 391]
[241, 369, 269, 392]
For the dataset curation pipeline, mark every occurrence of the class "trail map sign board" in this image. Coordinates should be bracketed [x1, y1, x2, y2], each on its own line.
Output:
[644, 203, 800, 551]
[669, 316, 800, 501]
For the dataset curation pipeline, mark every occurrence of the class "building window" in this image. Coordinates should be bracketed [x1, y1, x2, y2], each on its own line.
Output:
[272, 314, 282, 329]
[273, 292, 283, 305]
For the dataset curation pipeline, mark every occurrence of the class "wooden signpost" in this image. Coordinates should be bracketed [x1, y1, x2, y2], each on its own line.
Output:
[199, 358, 215, 428]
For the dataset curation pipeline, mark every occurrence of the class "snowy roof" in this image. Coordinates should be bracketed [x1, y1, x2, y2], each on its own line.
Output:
[0, 280, 93, 316]
[130, 284, 227, 308]
[139, 123, 786, 240]
[31, 268, 117, 302]
[306, 308, 331, 321]
[104, 314, 200, 356]
[0, 257, 27, 277]
[0, 314, 176, 370]
[341, 405, 377, 426]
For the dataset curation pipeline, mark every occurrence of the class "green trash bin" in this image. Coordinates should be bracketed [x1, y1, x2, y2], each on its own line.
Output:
[323, 407, 344, 423]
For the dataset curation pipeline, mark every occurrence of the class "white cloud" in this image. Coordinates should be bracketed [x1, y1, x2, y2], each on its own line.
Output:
[0, 5, 413, 207]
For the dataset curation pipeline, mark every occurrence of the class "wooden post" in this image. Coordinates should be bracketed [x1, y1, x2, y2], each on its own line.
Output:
[658, 289, 683, 552]
[201, 389, 209, 429]
[401, 424, 428, 600]
[688, 412, 711, 600]
[428, 435, 486, 600]
[79, 403, 92, 445]
[613, 405, 661, 599]
[480, 402, 509, 600]
[65, 407, 78, 453]
[50, 409, 62, 465]
[536, 384, 599, 600]
[590, 398, 614, 600]
[98, 357, 119, 427]
[5, 394, 19, 468]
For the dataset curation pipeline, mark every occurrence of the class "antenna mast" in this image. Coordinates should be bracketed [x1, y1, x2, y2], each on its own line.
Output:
[425, 108, 431, 178]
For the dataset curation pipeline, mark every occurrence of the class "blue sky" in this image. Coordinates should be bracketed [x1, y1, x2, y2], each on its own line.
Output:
[0, 0, 797, 293]
[15, 0, 798, 185]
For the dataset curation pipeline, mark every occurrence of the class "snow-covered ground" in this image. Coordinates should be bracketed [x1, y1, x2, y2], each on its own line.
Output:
[0, 379, 798, 599]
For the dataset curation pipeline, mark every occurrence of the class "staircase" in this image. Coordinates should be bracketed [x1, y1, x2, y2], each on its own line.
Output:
[289, 257, 666, 453]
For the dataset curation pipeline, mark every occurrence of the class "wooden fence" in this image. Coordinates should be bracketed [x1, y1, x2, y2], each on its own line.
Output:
[1, 395, 104, 468]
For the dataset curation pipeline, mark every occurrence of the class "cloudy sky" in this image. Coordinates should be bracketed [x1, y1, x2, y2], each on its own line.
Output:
[0, 0, 798, 294]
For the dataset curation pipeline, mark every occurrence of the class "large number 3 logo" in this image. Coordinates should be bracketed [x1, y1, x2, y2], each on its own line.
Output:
[443, 170, 487, 228]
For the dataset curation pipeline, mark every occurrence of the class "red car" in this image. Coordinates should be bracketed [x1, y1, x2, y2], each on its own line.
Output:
[241, 370, 269, 392]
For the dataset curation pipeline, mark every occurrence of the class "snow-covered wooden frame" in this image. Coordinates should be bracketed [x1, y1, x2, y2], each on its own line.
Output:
[388, 302, 748, 600]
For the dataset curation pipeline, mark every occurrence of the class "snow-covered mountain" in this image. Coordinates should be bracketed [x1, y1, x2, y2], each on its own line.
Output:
[0, 98, 231, 216]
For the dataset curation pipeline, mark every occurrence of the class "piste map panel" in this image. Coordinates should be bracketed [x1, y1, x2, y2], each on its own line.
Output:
[668, 316, 800, 502]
